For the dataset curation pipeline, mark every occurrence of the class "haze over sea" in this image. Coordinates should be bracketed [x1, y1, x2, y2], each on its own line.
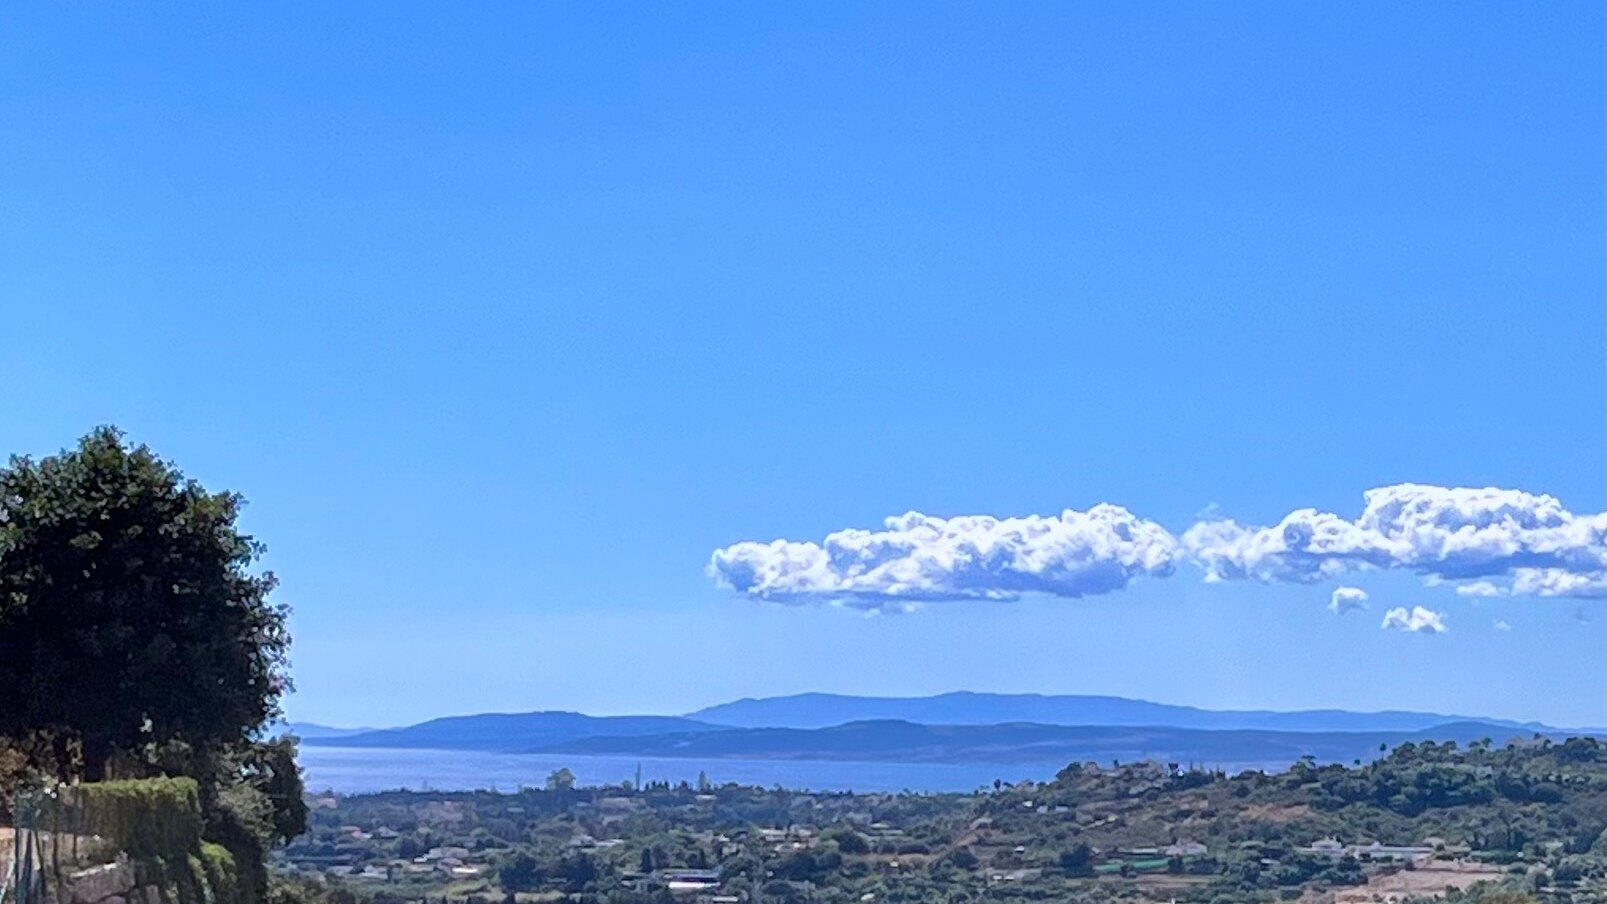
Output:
[298, 746, 1288, 795]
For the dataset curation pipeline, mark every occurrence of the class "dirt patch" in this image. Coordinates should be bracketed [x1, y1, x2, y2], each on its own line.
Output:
[1334, 861, 1503, 903]
[1242, 803, 1311, 822]
[1134, 874, 1214, 889]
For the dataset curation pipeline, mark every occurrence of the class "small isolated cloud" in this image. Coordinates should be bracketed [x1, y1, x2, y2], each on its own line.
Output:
[1328, 586, 1369, 615]
[1184, 484, 1606, 591]
[1493, 619, 1512, 631]
[708, 506, 1178, 610]
[858, 600, 923, 617]
[1381, 606, 1448, 633]
[1455, 581, 1505, 598]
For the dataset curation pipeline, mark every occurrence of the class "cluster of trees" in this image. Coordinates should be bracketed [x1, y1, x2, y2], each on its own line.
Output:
[496, 850, 603, 893]
[625, 771, 713, 794]
[0, 428, 306, 903]
[1299, 740, 1602, 816]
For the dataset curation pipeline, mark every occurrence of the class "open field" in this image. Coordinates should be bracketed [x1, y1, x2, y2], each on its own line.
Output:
[1334, 861, 1505, 904]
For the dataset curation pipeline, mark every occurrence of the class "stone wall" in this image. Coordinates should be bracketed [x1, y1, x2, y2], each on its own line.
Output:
[63, 856, 176, 904]
[64, 859, 135, 904]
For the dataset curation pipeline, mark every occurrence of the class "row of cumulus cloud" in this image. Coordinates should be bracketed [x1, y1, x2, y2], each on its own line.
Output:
[707, 484, 1606, 612]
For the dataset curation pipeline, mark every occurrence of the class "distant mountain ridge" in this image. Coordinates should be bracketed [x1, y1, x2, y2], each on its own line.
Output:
[685, 691, 1575, 734]
[296, 692, 1595, 769]
[273, 722, 376, 739]
[300, 711, 718, 752]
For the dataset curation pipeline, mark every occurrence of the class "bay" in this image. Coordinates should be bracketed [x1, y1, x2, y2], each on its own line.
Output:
[297, 745, 1072, 795]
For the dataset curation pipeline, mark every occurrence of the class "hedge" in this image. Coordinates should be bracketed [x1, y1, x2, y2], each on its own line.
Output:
[69, 776, 204, 859]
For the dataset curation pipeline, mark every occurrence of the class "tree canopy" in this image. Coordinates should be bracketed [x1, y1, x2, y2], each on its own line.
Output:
[0, 427, 290, 779]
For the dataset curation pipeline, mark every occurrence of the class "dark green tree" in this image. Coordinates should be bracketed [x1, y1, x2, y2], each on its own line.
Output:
[826, 828, 869, 854]
[0, 427, 289, 780]
[556, 852, 597, 892]
[948, 848, 979, 870]
[499, 850, 542, 891]
[1059, 842, 1094, 876]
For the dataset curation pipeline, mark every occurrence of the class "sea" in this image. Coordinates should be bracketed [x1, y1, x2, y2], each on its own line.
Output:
[297, 746, 1078, 795]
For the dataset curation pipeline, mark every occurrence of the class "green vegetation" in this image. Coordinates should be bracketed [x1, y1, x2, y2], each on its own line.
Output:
[283, 738, 1604, 904]
[0, 426, 289, 782]
[69, 776, 204, 859]
[198, 842, 245, 904]
[15, 776, 244, 904]
[0, 428, 305, 904]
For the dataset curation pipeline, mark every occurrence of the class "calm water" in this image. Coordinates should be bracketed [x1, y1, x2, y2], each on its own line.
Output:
[298, 746, 1075, 795]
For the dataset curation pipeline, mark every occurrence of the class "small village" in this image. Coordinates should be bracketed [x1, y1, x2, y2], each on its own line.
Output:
[282, 812, 1512, 903]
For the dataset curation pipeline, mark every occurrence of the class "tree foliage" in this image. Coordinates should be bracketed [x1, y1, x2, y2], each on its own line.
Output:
[0, 427, 290, 778]
[499, 851, 543, 891]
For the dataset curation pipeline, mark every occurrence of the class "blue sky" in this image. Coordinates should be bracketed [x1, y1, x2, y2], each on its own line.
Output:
[2, 3, 1602, 729]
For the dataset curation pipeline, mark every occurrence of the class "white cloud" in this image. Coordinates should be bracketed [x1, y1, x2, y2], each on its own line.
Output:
[1448, 568, 1604, 599]
[709, 484, 1604, 612]
[1381, 606, 1447, 633]
[1184, 484, 1605, 590]
[1510, 568, 1606, 599]
[708, 506, 1178, 610]
[1493, 618, 1512, 631]
[1328, 586, 1369, 615]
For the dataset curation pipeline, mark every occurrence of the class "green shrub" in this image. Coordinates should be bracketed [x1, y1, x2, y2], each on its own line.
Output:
[136, 846, 239, 904]
[826, 828, 870, 854]
[198, 842, 241, 904]
[72, 777, 204, 859]
[19, 777, 256, 904]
